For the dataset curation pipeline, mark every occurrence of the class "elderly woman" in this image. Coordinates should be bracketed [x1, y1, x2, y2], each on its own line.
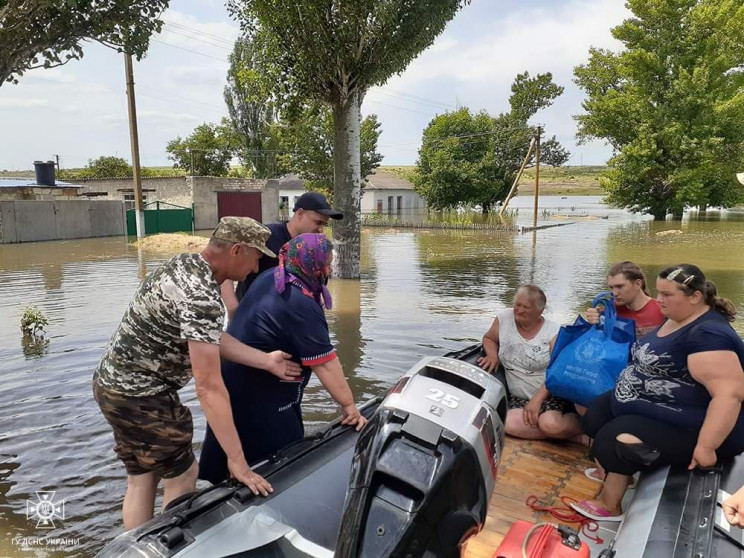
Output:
[199, 233, 367, 484]
[477, 285, 585, 443]
[572, 264, 744, 521]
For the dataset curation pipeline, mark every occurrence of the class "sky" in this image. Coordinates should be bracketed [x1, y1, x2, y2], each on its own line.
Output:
[0, 0, 629, 172]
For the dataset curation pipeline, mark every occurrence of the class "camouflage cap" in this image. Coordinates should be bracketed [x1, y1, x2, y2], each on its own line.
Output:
[211, 216, 276, 258]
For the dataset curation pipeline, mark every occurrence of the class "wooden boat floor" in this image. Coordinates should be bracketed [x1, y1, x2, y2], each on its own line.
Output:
[463, 436, 597, 558]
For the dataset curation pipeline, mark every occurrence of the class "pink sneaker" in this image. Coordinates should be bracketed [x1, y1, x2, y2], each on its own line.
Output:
[570, 500, 624, 522]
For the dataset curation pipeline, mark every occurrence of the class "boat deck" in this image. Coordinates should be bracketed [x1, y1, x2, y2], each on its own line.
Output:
[463, 437, 598, 557]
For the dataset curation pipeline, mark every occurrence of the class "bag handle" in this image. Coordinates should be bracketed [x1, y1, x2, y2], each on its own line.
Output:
[591, 291, 617, 339]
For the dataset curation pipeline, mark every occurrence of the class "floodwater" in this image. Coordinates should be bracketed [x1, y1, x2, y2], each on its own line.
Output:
[1, 196, 743, 556]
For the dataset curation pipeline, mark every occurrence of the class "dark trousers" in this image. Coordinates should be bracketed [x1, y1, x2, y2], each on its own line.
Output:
[583, 392, 722, 476]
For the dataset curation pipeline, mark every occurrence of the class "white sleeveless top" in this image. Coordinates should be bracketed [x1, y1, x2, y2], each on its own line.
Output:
[497, 308, 560, 400]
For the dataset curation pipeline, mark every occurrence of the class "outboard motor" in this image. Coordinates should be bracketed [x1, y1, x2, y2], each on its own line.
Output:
[335, 356, 507, 558]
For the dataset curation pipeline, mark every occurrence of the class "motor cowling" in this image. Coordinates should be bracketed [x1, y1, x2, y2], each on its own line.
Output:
[335, 356, 507, 558]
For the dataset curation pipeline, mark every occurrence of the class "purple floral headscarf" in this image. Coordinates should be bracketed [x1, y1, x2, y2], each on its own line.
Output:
[274, 233, 333, 309]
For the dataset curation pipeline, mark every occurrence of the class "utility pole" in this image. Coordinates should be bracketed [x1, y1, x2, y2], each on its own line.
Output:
[532, 126, 542, 229]
[500, 138, 535, 216]
[124, 53, 145, 238]
[53, 154, 60, 171]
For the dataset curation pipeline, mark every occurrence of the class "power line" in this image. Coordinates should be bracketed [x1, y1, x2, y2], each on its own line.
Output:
[150, 39, 228, 62]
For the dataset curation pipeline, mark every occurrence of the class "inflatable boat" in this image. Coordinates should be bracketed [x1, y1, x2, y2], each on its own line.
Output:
[97, 353, 508, 557]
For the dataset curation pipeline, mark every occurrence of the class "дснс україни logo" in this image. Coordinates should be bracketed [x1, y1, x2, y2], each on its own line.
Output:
[26, 491, 65, 529]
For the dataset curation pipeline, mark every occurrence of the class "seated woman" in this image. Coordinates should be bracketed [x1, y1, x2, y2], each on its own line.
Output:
[199, 233, 367, 484]
[573, 264, 744, 521]
[477, 285, 585, 443]
[586, 261, 665, 338]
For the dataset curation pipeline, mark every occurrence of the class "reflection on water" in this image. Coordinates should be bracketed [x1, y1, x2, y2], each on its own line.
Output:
[0, 196, 743, 556]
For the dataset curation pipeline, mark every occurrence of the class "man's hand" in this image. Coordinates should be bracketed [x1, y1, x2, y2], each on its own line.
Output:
[477, 354, 499, 373]
[341, 404, 368, 432]
[523, 397, 541, 429]
[689, 443, 717, 470]
[228, 457, 273, 497]
[585, 307, 601, 325]
[264, 351, 302, 381]
[723, 486, 744, 528]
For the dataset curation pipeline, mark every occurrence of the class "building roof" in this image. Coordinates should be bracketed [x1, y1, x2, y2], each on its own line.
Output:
[0, 177, 75, 188]
[364, 170, 415, 191]
[278, 174, 305, 190]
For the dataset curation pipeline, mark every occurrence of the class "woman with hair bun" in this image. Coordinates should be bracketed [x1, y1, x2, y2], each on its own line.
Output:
[573, 264, 744, 522]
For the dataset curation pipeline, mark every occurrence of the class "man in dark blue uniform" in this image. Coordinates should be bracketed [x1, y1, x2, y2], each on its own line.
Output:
[221, 192, 343, 318]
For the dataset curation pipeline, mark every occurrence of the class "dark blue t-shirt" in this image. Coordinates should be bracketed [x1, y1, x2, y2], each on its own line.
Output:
[612, 310, 744, 434]
[235, 222, 291, 301]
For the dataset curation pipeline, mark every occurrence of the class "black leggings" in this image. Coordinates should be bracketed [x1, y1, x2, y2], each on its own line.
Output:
[582, 392, 741, 476]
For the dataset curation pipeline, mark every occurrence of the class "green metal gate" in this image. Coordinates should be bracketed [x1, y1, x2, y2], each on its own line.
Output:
[126, 201, 194, 236]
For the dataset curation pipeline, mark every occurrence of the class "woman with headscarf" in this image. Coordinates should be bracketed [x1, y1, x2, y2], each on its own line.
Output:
[199, 233, 367, 485]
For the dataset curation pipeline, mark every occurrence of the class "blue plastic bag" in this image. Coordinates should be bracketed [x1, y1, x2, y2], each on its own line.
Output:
[545, 293, 636, 407]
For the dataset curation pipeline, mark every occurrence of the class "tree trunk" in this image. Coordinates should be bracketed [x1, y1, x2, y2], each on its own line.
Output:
[332, 91, 362, 279]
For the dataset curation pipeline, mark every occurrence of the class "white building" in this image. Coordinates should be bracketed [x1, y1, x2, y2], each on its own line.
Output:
[278, 170, 427, 219]
[361, 170, 427, 215]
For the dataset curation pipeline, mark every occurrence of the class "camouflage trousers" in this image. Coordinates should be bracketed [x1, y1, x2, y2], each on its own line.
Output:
[92, 378, 195, 478]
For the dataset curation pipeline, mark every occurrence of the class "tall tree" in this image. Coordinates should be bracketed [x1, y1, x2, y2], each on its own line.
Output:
[166, 121, 234, 177]
[277, 104, 383, 196]
[0, 0, 168, 85]
[227, 0, 470, 278]
[224, 33, 281, 178]
[416, 72, 569, 211]
[574, 0, 744, 219]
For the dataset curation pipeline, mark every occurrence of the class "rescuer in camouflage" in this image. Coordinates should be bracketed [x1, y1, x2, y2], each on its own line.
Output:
[93, 216, 298, 530]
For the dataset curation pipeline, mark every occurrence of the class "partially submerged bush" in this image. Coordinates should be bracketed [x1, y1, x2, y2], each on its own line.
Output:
[20, 306, 49, 335]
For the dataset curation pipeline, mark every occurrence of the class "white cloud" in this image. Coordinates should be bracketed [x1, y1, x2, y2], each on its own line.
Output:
[0, 98, 48, 108]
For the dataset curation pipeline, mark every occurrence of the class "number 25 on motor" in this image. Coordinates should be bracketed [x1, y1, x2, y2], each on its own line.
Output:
[426, 388, 460, 408]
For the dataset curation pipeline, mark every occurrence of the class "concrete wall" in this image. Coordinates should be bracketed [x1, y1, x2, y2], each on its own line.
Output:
[0, 187, 83, 202]
[190, 176, 279, 230]
[0, 200, 125, 243]
[77, 177, 192, 208]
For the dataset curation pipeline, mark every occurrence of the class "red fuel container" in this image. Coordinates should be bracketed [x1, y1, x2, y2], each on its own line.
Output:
[493, 520, 590, 558]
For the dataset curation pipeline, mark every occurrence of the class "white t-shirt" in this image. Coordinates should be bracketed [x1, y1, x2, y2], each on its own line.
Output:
[497, 308, 560, 400]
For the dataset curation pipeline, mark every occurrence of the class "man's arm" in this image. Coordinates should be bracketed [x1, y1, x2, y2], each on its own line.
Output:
[220, 280, 239, 323]
[312, 356, 367, 431]
[188, 340, 272, 495]
[219, 332, 301, 381]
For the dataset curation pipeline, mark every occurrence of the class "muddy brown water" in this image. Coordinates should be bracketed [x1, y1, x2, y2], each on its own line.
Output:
[1, 196, 743, 556]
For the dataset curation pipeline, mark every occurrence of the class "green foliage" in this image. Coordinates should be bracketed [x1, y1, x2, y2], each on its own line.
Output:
[85, 156, 132, 178]
[20, 306, 48, 335]
[276, 104, 383, 194]
[0, 0, 169, 85]
[224, 33, 283, 178]
[166, 120, 235, 177]
[227, 0, 471, 107]
[416, 72, 569, 210]
[227, 0, 471, 277]
[574, 0, 744, 218]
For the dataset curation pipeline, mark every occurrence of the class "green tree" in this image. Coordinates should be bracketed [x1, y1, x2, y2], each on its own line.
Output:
[0, 0, 168, 85]
[277, 104, 383, 196]
[83, 155, 132, 178]
[574, 0, 744, 219]
[166, 121, 234, 177]
[224, 33, 282, 178]
[416, 72, 568, 211]
[227, 0, 470, 278]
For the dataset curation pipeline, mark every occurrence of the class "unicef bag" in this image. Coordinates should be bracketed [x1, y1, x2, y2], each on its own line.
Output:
[545, 293, 635, 407]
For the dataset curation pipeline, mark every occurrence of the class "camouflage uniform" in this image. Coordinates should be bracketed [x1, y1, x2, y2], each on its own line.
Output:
[93, 217, 274, 478]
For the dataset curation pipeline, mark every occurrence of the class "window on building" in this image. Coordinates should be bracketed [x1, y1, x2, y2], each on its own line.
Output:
[123, 193, 147, 212]
[387, 196, 393, 213]
[397, 196, 403, 212]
